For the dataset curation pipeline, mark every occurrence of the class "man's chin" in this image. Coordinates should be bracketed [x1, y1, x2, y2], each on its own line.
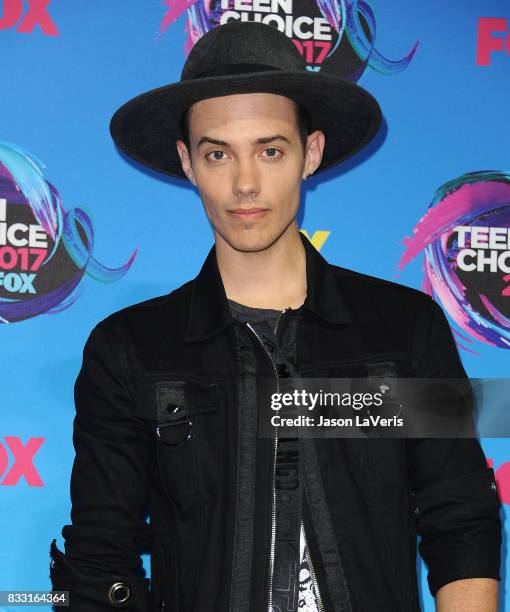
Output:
[221, 232, 283, 254]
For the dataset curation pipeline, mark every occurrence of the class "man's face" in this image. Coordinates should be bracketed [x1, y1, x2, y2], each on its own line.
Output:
[176, 92, 324, 253]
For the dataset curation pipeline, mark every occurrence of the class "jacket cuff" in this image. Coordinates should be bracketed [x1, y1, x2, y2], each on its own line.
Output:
[415, 467, 502, 598]
[429, 566, 501, 600]
[49, 539, 151, 611]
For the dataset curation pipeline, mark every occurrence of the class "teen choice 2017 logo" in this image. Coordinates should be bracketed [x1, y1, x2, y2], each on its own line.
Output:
[158, 0, 418, 80]
[399, 171, 510, 352]
[0, 141, 137, 324]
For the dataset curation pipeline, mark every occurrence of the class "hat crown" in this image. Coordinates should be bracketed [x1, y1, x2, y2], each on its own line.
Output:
[110, 19, 382, 180]
[181, 21, 306, 81]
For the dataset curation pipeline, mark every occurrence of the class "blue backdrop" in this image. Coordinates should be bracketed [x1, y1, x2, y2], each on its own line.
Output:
[1, 1, 508, 610]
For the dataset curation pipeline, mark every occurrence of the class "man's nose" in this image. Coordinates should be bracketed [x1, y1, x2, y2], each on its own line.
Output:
[232, 158, 261, 198]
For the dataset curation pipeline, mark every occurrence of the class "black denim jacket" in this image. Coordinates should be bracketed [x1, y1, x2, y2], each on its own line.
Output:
[49, 232, 502, 611]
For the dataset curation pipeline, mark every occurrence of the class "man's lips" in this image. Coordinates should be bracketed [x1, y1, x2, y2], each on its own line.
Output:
[228, 208, 269, 218]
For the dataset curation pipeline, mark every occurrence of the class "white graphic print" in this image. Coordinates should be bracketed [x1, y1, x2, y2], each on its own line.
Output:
[298, 521, 319, 610]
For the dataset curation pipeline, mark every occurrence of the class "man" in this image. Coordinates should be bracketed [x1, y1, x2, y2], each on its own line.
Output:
[50, 20, 502, 612]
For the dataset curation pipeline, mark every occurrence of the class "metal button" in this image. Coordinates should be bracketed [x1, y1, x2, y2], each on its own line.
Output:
[491, 481, 497, 492]
[166, 403, 181, 414]
[108, 582, 131, 605]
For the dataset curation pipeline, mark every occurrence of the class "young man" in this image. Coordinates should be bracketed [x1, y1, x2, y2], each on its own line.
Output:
[50, 21, 502, 612]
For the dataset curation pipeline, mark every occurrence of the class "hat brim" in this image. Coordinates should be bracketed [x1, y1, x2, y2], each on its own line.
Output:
[109, 70, 382, 180]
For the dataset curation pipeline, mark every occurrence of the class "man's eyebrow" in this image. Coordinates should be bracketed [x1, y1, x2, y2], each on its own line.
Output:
[196, 134, 292, 149]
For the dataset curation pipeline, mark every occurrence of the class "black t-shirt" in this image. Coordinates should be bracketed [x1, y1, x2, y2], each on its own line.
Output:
[227, 299, 320, 612]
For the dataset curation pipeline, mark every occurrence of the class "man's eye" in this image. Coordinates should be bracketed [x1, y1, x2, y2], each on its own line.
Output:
[263, 148, 282, 159]
[206, 150, 226, 161]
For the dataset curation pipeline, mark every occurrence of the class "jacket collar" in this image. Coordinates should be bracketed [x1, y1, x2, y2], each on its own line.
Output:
[184, 231, 350, 343]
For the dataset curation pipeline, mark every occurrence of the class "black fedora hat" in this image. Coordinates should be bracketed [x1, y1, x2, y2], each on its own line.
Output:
[109, 20, 382, 181]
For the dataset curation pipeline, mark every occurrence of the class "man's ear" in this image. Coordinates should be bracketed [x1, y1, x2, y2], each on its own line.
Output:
[303, 129, 325, 177]
[176, 140, 197, 186]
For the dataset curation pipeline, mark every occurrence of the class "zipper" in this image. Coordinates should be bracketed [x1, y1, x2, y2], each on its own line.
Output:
[302, 520, 325, 612]
[245, 308, 287, 612]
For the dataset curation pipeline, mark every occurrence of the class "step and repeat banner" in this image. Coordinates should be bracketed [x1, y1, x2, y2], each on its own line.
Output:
[1, 1, 509, 610]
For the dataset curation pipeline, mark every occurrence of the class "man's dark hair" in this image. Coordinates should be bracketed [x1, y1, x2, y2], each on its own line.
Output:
[178, 99, 312, 158]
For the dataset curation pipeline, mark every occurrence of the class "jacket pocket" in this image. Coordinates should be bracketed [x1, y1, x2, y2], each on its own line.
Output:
[135, 377, 224, 508]
[322, 357, 405, 468]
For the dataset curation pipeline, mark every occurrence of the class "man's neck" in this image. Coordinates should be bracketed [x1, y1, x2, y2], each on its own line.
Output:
[215, 226, 307, 310]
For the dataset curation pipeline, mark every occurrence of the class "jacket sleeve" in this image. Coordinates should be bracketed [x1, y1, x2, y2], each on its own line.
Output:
[406, 296, 502, 598]
[49, 321, 152, 611]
